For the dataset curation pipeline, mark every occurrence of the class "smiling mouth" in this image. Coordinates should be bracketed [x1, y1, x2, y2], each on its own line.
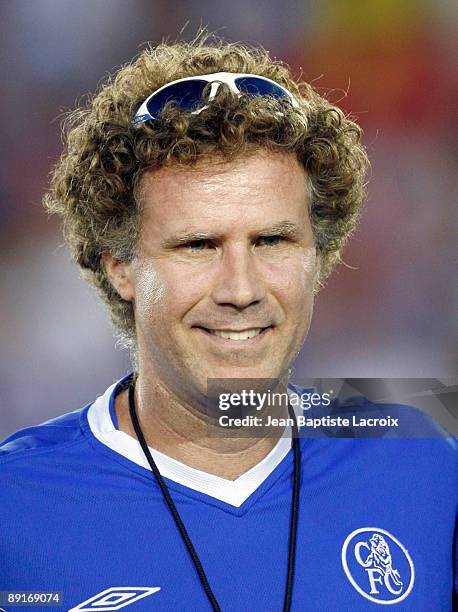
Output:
[197, 326, 272, 340]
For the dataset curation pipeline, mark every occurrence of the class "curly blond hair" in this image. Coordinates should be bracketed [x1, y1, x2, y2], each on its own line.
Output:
[43, 31, 368, 357]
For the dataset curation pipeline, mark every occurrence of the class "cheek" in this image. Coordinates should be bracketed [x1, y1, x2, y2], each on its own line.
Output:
[266, 248, 318, 308]
[298, 247, 318, 292]
[133, 262, 204, 324]
[134, 264, 166, 315]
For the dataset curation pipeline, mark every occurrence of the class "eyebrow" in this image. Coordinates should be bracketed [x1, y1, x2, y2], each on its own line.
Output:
[256, 221, 304, 239]
[160, 221, 304, 249]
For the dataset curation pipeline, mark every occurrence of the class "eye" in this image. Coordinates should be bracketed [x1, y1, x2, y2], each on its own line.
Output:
[182, 239, 213, 252]
[257, 235, 287, 247]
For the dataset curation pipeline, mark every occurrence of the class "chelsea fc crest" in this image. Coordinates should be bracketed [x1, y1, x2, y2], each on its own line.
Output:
[341, 527, 415, 604]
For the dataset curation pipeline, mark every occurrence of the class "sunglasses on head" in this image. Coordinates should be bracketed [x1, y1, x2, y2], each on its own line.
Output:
[132, 71, 300, 126]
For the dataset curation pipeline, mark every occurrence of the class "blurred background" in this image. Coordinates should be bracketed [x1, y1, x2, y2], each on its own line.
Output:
[1, 0, 457, 438]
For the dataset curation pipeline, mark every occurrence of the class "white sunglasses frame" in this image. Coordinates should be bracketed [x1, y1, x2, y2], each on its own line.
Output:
[133, 71, 300, 125]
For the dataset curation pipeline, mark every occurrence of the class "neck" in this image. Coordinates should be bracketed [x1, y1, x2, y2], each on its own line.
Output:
[114, 370, 288, 481]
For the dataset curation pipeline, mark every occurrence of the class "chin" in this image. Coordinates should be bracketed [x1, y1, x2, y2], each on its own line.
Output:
[201, 363, 283, 382]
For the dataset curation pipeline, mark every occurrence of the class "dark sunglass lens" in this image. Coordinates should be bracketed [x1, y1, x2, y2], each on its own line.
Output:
[146, 80, 209, 118]
[235, 77, 289, 100]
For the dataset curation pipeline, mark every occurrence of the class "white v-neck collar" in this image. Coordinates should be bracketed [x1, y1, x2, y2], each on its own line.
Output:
[87, 377, 295, 507]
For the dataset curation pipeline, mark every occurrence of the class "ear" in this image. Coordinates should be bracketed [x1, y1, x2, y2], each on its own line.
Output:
[313, 248, 322, 293]
[315, 248, 321, 275]
[102, 252, 135, 301]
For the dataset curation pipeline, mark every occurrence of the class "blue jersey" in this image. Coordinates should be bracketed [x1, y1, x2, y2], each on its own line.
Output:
[1, 374, 456, 611]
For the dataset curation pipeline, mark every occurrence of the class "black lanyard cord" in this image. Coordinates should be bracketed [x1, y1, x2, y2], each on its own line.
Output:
[128, 379, 301, 612]
[283, 401, 301, 612]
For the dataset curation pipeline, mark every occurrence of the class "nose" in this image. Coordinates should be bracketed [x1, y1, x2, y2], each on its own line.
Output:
[210, 243, 266, 310]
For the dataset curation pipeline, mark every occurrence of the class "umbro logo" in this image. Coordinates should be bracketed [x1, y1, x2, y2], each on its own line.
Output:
[68, 587, 161, 611]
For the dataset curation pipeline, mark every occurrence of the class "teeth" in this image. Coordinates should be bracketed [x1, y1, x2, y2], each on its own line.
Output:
[208, 328, 264, 340]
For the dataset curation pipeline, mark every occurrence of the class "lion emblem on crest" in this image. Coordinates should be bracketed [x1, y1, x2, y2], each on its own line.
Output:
[364, 533, 403, 587]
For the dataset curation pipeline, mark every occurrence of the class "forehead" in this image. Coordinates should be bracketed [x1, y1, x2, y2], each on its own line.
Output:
[137, 151, 310, 232]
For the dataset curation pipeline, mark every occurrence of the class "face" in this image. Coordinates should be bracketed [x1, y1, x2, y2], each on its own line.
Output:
[107, 151, 320, 404]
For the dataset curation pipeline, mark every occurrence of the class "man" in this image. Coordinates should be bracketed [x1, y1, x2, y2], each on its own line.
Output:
[1, 34, 456, 611]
